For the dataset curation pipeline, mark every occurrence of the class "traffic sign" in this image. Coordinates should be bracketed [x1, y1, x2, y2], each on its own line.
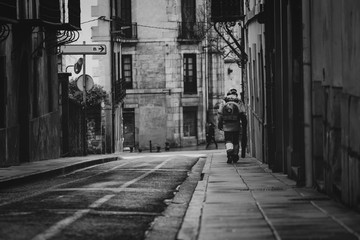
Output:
[77, 74, 94, 91]
[60, 44, 107, 55]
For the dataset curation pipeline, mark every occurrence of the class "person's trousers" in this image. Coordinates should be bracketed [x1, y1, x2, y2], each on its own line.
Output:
[224, 131, 240, 157]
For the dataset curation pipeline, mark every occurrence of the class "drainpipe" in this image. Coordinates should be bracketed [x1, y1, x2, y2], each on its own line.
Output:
[204, 0, 209, 119]
[110, 0, 115, 153]
[302, 0, 313, 187]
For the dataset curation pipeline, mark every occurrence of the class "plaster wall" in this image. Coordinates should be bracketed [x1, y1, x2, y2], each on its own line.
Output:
[310, 0, 360, 208]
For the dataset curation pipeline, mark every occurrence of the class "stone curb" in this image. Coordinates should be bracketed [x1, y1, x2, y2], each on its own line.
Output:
[176, 154, 213, 240]
[0, 156, 121, 188]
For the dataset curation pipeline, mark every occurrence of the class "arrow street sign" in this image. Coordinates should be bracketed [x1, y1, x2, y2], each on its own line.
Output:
[60, 44, 107, 55]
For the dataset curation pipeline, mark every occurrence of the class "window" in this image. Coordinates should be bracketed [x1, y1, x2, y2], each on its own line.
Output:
[121, 0, 132, 23]
[182, 0, 195, 22]
[183, 54, 197, 94]
[183, 106, 197, 137]
[181, 0, 196, 38]
[114, 0, 131, 21]
[0, 56, 6, 128]
[122, 55, 132, 89]
[113, 0, 133, 38]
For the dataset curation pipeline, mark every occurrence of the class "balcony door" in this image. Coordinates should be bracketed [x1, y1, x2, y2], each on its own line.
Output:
[114, 0, 132, 37]
[181, 0, 196, 38]
[123, 108, 135, 148]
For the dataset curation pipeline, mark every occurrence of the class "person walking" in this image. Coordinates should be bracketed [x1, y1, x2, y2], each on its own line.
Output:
[218, 88, 247, 163]
[206, 122, 218, 149]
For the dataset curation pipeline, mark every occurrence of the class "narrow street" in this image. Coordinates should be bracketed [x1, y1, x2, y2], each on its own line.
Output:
[0, 153, 206, 240]
[1, 148, 360, 239]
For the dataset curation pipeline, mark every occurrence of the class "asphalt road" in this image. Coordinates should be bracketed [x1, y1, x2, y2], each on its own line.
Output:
[0, 153, 206, 240]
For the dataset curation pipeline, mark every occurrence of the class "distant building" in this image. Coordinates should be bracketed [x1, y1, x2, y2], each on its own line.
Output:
[91, 0, 225, 151]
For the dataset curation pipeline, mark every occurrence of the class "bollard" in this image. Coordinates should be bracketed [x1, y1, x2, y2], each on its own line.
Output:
[149, 140, 152, 152]
[165, 142, 170, 151]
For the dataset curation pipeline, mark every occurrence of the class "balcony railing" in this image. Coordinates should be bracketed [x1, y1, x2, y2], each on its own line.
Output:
[178, 22, 205, 41]
[111, 18, 138, 41]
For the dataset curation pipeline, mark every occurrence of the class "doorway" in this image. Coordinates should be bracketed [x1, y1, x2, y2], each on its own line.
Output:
[123, 108, 135, 148]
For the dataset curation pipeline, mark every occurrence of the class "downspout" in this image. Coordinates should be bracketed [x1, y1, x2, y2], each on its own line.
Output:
[204, 0, 209, 119]
[302, 0, 313, 187]
[203, 0, 209, 135]
[110, 0, 115, 153]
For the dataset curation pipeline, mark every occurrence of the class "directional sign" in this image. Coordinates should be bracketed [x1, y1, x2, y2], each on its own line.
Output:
[60, 44, 107, 55]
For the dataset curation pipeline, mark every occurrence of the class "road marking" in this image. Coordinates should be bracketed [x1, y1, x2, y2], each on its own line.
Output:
[49, 187, 168, 192]
[31, 158, 172, 240]
[89, 194, 115, 208]
[32, 209, 90, 240]
[0, 161, 132, 208]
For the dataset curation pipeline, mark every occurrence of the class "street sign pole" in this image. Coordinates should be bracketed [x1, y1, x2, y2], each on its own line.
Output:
[82, 42, 87, 156]
[61, 43, 107, 156]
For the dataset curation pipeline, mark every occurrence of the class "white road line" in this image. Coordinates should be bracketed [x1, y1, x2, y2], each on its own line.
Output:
[0, 161, 132, 208]
[49, 187, 167, 192]
[32, 209, 90, 240]
[89, 194, 115, 208]
[31, 158, 172, 240]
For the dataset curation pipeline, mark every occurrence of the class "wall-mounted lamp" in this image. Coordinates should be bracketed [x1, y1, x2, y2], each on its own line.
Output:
[227, 68, 233, 75]
[98, 16, 112, 22]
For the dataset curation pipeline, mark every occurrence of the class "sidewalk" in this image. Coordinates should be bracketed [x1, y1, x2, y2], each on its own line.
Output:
[178, 152, 360, 240]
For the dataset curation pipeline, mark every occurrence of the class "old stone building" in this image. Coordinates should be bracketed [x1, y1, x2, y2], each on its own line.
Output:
[107, 0, 225, 150]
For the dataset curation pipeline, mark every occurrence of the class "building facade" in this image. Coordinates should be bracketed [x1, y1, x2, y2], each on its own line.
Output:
[0, 0, 80, 166]
[243, 1, 266, 164]
[241, 0, 360, 209]
[110, 0, 224, 150]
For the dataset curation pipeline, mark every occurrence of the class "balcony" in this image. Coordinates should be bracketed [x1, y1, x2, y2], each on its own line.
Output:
[111, 17, 138, 43]
[0, 0, 17, 23]
[177, 22, 205, 43]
